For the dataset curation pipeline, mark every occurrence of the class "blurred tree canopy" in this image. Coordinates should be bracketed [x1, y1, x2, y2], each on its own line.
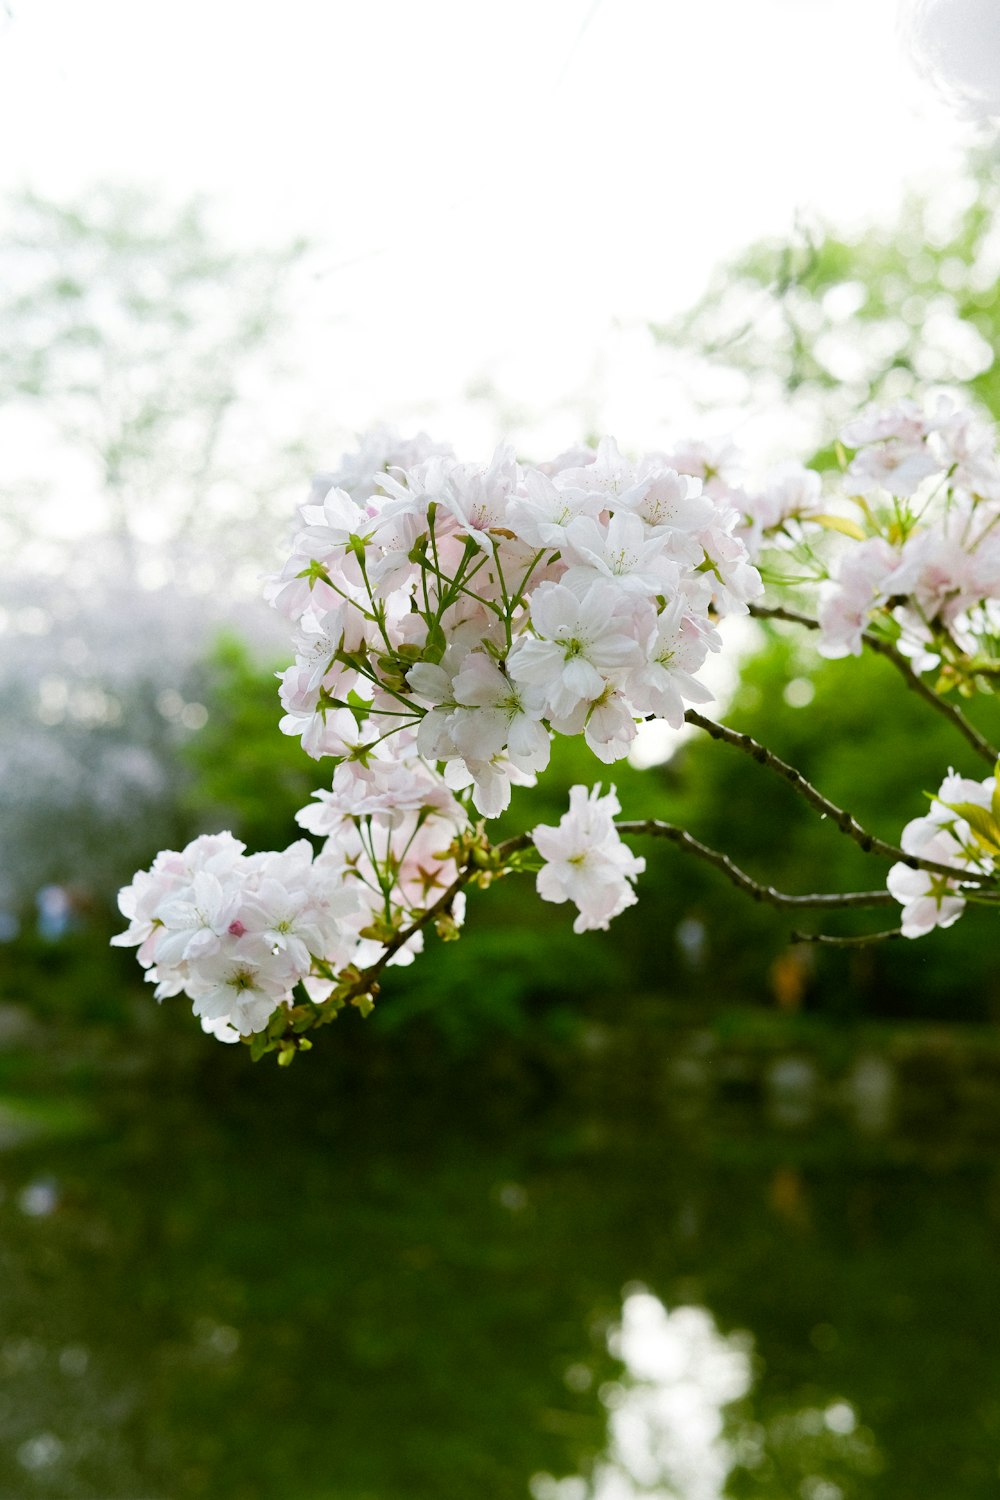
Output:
[655, 144, 1000, 453]
[0, 183, 308, 582]
[0, 184, 304, 910]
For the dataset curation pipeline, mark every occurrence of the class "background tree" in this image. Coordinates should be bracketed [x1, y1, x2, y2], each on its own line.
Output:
[0, 185, 306, 914]
[655, 144, 1000, 456]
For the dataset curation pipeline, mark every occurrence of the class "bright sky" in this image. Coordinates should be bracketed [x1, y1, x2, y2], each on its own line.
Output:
[0, 0, 974, 462]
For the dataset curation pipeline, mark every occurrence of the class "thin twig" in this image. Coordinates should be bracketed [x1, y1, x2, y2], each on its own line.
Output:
[342, 832, 533, 1002]
[790, 928, 904, 947]
[749, 602, 998, 767]
[615, 819, 895, 908]
[682, 708, 989, 883]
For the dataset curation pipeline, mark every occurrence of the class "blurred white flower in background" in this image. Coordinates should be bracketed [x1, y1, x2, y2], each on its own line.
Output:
[901, 0, 1000, 119]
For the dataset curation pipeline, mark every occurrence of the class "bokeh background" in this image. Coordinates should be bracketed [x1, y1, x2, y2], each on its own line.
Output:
[3, 2, 1000, 1496]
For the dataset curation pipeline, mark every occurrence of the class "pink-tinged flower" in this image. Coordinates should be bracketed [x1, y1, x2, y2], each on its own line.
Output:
[660, 437, 743, 501]
[698, 505, 764, 616]
[533, 784, 645, 933]
[741, 463, 824, 550]
[627, 597, 718, 728]
[847, 441, 940, 498]
[817, 538, 899, 658]
[317, 425, 454, 504]
[441, 445, 519, 553]
[297, 760, 467, 835]
[553, 437, 649, 510]
[582, 687, 638, 764]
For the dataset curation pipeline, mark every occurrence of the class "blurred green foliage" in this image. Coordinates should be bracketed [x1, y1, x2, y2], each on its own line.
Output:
[658, 145, 1000, 444]
[180, 634, 319, 855]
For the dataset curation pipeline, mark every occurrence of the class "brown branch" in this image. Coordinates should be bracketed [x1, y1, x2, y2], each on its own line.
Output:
[749, 602, 998, 767]
[615, 819, 895, 909]
[338, 821, 899, 1010]
[682, 708, 989, 884]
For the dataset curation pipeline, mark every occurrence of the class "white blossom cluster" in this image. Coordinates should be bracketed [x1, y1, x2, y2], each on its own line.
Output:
[114, 425, 766, 1040]
[733, 397, 1000, 679]
[114, 761, 472, 1038]
[113, 833, 360, 1039]
[268, 426, 763, 813]
[113, 406, 1000, 1039]
[887, 767, 996, 938]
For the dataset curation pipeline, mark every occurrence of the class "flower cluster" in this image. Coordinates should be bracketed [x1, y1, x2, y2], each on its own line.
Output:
[118, 425, 763, 1043]
[112, 833, 361, 1040]
[731, 396, 1000, 684]
[114, 759, 471, 1039]
[887, 767, 997, 938]
[268, 427, 762, 816]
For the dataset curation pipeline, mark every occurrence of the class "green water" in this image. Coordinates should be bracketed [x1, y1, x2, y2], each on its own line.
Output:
[1, 1016, 999, 1499]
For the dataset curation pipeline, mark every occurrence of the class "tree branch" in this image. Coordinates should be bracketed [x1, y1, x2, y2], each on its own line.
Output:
[749, 603, 998, 767]
[340, 832, 534, 1004]
[682, 708, 989, 883]
[336, 821, 903, 1011]
[615, 819, 895, 909]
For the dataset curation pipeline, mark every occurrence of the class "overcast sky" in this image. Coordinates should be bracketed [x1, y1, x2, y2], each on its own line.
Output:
[0, 0, 974, 460]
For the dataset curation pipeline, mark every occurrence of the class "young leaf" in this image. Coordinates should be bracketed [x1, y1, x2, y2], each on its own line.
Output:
[944, 800, 1000, 856]
[812, 513, 867, 541]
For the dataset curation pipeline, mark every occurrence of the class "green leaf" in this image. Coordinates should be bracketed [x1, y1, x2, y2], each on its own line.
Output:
[249, 1032, 272, 1063]
[424, 621, 447, 664]
[944, 800, 1000, 855]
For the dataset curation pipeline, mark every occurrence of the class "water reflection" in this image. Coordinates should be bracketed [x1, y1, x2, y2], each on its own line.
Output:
[533, 1291, 882, 1500]
[532, 1292, 752, 1500]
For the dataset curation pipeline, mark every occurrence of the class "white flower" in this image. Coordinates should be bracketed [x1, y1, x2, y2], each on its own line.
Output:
[887, 852, 966, 939]
[187, 940, 294, 1036]
[506, 469, 604, 550]
[888, 764, 996, 937]
[627, 597, 717, 728]
[533, 784, 645, 933]
[154, 869, 244, 968]
[554, 436, 648, 509]
[451, 653, 550, 770]
[560, 512, 678, 599]
[509, 581, 645, 719]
